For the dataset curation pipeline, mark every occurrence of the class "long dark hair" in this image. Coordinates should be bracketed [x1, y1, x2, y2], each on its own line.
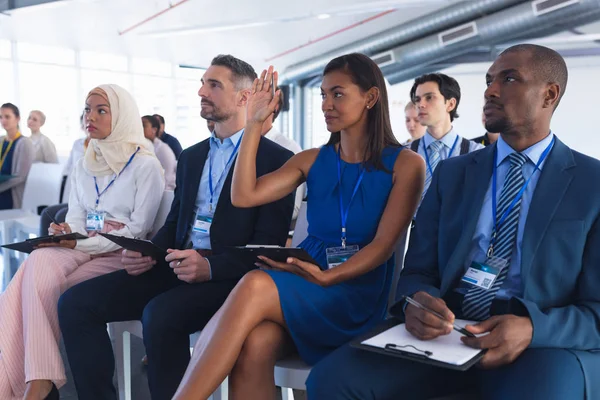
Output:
[1, 103, 20, 118]
[324, 53, 399, 171]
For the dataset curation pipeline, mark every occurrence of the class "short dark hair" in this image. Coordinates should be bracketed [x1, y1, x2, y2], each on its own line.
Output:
[153, 114, 165, 125]
[500, 44, 568, 110]
[142, 115, 161, 131]
[273, 86, 285, 122]
[410, 73, 461, 121]
[211, 54, 257, 90]
[1, 103, 20, 119]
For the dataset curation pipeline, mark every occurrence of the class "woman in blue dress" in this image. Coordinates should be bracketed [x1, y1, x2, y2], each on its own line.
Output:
[174, 53, 425, 400]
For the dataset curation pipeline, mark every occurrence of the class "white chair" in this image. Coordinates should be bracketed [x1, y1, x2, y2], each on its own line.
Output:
[274, 203, 410, 400]
[0, 163, 64, 285]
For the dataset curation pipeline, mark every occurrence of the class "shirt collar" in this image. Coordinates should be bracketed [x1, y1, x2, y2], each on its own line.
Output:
[496, 131, 555, 169]
[423, 127, 458, 150]
[210, 128, 244, 149]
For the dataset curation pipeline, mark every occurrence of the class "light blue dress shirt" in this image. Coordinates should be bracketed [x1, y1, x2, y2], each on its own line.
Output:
[417, 128, 484, 161]
[188, 129, 244, 250]
[464, 132, 555, 299]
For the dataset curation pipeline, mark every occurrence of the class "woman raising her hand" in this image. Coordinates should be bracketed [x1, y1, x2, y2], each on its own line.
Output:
[174, 53, 425, 400]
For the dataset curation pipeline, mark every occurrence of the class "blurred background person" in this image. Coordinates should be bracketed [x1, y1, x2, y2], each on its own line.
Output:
[0, 103, 34, 210]
[142, 114, 176, 190]
[402, 101, 425, 146]
[472, 111, 500, 147]
[153, 114, 183, 159]
[27, 110, 58, 164]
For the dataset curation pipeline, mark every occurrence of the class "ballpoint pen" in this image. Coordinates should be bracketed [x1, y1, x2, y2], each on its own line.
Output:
[403, 295, 476, 338]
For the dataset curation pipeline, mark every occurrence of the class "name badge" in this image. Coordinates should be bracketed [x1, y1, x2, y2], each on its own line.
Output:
[325, 245, 359, 269]
[86, 211, 105, 232]
[461, 257, 508, 290]
[193, 214, 213, 233]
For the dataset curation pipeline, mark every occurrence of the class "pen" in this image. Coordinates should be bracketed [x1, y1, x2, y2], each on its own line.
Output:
[403, 295, 476, 338]
[48, 215, 66, 235]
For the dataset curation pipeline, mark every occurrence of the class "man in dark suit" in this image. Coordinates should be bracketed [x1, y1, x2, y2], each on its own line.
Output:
[307, 45, 600, 400]
[153, 114, 183, 159]
[58, 55, 294, 400]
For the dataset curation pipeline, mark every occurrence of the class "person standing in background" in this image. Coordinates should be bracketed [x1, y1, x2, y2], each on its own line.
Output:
[153, 114, 183, 159]
[0, 103, 34, 210]
[61, 113, 91, 203]
[142, 115, 177, 190]
[472, 111, 500, 147]
[401, 101, 425, 145]
[27, 110, 58, 164]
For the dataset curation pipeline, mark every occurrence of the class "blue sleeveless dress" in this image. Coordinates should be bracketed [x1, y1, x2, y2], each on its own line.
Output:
[264, 144, 403, 365]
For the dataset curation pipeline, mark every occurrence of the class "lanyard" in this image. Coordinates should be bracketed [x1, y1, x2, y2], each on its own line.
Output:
[336, 146, 365, 248]
[487, 136, 555, 257]
[208, 133, 243, 212]
[0, 132, 21, 171]
[422, 135, 459, 177]
[94, 147, 140, 209]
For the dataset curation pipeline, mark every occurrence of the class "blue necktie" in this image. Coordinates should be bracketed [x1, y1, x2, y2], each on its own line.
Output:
[462, 152, 529, 321]
[422, 140, 443, 202]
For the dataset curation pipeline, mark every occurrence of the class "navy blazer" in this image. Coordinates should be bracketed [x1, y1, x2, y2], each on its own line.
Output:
[152, 136, 295, 282]
[392, 138, 600, 399]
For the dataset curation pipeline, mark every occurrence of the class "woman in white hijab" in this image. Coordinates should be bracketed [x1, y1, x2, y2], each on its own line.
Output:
[0, 84, 165, 400]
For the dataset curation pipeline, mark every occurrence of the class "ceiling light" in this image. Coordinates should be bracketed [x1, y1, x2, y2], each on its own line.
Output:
[317, 13, 331, 19]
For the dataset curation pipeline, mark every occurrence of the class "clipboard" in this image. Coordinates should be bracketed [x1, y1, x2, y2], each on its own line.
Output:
[1, 233, 89, 254]
[350, 318, 486, 371]
[99, 233, 167, 260]
[228, 246, 323, 269]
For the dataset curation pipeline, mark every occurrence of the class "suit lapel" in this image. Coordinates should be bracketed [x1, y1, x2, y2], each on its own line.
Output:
[179, 141, 209, 246]
[441, 146, 494, 293]
[520, 138, 575, 293]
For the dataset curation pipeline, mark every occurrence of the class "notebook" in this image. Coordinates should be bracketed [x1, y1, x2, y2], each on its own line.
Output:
[1, 233, 89, 254]
[351, 319, 486, 371]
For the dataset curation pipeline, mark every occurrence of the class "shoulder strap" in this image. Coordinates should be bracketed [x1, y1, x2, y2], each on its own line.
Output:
[410, 139, 420, 152]
[460, 138, 470, 155]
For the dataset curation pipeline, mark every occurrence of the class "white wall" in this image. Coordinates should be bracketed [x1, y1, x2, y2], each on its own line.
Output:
[388, 56, 600, 161]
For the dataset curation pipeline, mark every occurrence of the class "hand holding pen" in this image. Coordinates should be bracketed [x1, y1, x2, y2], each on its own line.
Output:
[48, 215, 69, 235]
[403, 292, 475, 340]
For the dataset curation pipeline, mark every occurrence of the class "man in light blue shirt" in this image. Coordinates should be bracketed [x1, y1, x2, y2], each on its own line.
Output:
[464, 132, 554, 299]
[409, 73, 483, 210]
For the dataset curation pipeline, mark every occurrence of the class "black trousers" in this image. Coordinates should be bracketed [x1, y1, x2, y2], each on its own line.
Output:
[58, 262, 238, 400]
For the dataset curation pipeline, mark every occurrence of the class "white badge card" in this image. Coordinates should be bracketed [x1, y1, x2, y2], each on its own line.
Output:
[460, 256, 508, 290]
[86, 211, 106, 232]
[193, 214, 213, 233]
[326, 245, 359, 269]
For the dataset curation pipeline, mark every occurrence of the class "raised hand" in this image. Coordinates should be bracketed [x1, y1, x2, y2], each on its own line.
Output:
[246, 66, 281, 124]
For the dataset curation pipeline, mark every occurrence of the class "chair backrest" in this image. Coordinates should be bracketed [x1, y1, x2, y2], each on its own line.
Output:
[291, 201, 308, 247]
[150, 190, 174, 238]
[387, 227, 410, 312]
[21, 163, 64, 213]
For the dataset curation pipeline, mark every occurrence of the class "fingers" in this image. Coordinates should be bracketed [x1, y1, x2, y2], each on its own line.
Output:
[126, 264, 153, 276]
[465, 316, 502, 335]
[476, 348, 505, 369]
[413, 292, 455, 322]
[251, 77, 259, 94]
[461, 327, 498, 350]
[122, 249, 143, 258]
[165, 249, 192, 262]
[405, 309, 451, 340]
[258, 69, 267, 92]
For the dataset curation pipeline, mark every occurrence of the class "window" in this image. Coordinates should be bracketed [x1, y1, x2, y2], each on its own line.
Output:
[0, 61, 15, 103]
[80, 51, 128, 72]
[311, 87, 329, 147]
[81, 69, 131, 100]
[0, 40, 11, 59]
[174, 76, 205, 149]
[17, 42, 75, 65]
[131, 57, 172, 77]
[18, 63, 79, 155]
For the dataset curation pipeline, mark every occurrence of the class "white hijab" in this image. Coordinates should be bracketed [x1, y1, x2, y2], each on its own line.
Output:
[83, 84, 156, 176]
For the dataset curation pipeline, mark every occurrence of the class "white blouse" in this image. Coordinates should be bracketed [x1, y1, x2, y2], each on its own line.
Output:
[30, 132, 58, 163]
[66, 153, 165, 255]
[153, 138, 177, 190]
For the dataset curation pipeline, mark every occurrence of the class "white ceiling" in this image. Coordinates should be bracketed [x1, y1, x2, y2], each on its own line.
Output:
[0, 0, 461, 71]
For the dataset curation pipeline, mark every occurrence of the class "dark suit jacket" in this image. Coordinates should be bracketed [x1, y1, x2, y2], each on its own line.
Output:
[152, 136, 295, 282]
[392, 138, 600, 399]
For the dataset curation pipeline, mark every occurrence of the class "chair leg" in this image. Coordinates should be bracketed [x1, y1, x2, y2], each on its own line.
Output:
[112, 326, 131, 400]
[211, 376, 229, 400]
[281, 387, 295, 400]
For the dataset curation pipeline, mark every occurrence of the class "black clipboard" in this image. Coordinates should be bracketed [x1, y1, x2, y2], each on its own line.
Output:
[1, 233, 89, 254]
[350, 318, 486, 371]
[99, 233, 167, 260]
[228, 246, 323, 269]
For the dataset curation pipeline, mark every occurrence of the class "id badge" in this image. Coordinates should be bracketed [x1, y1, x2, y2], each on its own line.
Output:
[325, 245, 359, 269]
[193, 214, 213, 233]
[86, 211, 105, 231]
[460, 256, 508, 290]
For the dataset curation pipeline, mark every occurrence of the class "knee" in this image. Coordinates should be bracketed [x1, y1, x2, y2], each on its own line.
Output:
[57, 285, 87, 329]
[141, 298, 174, 341]
[236, 270, 275, 298]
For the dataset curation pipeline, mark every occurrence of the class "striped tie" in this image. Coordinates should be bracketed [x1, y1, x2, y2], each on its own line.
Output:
[422, 140, 444, 201]
[462, 152, 528, 321]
